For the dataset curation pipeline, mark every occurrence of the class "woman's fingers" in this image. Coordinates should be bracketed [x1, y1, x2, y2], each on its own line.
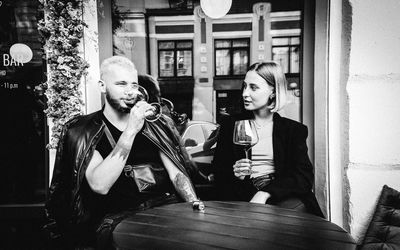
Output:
[236, 159, 251, 164]
[233, 159, 252, 177]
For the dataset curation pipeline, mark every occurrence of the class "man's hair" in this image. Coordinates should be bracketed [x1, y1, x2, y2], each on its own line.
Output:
[100, 56, 136, 80]
[247, 61, 288, 112]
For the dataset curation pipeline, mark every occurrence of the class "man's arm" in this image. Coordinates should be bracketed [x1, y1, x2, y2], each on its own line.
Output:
[85, 131, 136, 195]
[85, 101, 152, 195]
[159, 151, 197, 202]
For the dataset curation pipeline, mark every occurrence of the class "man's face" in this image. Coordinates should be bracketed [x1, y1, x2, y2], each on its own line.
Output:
[101, 65, 139, 114]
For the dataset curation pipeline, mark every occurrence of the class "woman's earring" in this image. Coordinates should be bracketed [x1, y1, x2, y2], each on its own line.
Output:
[270, 93, 275, 99]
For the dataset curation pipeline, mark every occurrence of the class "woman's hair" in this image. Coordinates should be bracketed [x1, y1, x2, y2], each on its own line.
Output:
[138, 74, 161, 103]
[247, 61, 288, 112]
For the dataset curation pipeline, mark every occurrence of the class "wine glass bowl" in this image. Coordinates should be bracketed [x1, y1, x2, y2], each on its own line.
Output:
[233, 120, 259, 175]
[125, 84, 162, 122]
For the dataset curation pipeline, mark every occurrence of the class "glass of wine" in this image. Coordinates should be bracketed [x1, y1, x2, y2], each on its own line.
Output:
[125, 84, 162, 122]
[233, 120, 259, 175]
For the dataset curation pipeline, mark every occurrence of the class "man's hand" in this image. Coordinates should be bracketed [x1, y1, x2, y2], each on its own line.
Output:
[250, 191, 271, 204]
[125, 101, 153, 135]
[233, 159, 252, 180]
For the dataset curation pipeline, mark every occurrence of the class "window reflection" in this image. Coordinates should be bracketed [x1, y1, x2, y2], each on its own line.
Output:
[159, 51, 175, 77]
[215, 49, 230, 75]
[215, 38, 249, 76]
[158, 40, 193, 78]
[177, 50, 192, 77]
[233, 50, 248, 75]
[0, 0, 47, 205]
[272, 36, 300, 74]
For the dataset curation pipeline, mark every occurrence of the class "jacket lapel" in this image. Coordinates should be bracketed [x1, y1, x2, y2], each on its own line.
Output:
[273, 113, 285, 173]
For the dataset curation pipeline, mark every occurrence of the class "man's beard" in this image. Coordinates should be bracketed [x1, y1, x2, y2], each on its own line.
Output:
[105, 92, 130, 113]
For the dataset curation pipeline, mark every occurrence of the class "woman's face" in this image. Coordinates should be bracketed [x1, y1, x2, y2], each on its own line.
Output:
[242, 70, 274, 111]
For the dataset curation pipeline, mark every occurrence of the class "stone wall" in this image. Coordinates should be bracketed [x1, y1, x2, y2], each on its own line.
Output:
[346, 0, 400, 242]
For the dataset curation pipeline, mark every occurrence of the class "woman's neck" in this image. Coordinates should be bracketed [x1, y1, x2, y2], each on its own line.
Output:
[252, 108, 274, 126]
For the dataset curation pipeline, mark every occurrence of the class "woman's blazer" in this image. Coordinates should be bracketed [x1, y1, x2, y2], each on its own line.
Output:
[213, 112, 323, 217]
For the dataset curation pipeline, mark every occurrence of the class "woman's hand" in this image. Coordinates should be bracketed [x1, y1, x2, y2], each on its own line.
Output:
[233, 159, 252, 180]
[250, 191, 271, 204]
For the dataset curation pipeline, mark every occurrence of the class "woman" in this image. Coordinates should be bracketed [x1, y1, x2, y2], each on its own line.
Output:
[213, 62, 323, 217]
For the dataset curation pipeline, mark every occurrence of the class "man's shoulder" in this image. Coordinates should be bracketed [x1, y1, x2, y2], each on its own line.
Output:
[64, 110, 103, 133]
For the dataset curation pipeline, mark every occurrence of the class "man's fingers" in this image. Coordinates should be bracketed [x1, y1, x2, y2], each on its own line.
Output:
[130, 101, 152, 118]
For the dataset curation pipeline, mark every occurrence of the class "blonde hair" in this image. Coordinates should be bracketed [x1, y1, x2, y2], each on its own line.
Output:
[248, 61, 287, 112]
[100, 56, 136, 80]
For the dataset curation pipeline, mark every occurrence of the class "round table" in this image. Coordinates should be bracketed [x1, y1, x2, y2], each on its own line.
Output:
[113, 201, 356, 249]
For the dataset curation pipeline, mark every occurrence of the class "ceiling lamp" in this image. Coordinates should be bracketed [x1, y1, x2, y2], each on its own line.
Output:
[200, 0, 232, 19]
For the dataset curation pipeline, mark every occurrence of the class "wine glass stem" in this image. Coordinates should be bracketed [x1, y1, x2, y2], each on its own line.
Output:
[244, 149, 252, 175]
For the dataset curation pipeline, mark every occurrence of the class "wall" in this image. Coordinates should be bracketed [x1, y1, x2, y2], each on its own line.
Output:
[345, 0, 400, 242]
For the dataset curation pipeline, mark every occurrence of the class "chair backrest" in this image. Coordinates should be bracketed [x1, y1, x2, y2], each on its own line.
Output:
[360, 185, 400, 250]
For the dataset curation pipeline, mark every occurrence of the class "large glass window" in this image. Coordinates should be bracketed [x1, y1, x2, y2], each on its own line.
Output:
[215, 38, 249, 77]
[272, 36, 300, 74]
[0, 0, 47, 205]
[158, 40, 193, 78]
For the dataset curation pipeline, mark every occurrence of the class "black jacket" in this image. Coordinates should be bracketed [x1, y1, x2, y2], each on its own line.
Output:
[213, 112, 323, 217]
[44, 110, 194, 243]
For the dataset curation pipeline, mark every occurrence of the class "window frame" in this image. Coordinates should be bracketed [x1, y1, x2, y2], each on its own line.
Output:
[214, 38, 250, 77]
[271, 36, 300, 74]
[158, 40, 194, 79]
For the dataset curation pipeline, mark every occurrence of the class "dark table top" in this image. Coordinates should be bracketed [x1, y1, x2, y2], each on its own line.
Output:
[113, 201, 356, 250]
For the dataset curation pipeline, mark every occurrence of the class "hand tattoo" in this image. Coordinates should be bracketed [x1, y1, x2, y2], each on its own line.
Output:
[173, 172, 197, 202]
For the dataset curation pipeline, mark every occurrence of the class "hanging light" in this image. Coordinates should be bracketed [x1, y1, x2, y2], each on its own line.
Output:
[200, 0, 232, 19]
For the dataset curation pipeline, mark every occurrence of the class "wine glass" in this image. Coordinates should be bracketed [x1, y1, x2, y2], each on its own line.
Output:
[233, 120, 259, 175]
[125, 84, 162, 122]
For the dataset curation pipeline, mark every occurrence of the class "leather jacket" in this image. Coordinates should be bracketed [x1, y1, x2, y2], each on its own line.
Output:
[44, 110, 194, 240]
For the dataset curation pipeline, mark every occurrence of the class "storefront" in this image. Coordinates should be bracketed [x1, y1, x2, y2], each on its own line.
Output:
[0, 0, 48, 206]
[0, 0, 48, 247]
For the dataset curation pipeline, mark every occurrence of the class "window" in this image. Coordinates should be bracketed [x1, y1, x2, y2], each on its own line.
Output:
[0, 0, 48, 206]
[272, 36, 300, 74]
[158, 40, 193, 78]
[215, 39, 250, 77]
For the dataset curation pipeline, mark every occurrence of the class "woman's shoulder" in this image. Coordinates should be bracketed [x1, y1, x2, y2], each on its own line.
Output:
[274, 113, 308, 131]
[218, 112, 253, 126]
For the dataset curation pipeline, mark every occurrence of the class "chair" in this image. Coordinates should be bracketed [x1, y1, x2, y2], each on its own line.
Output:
[360, 185, 400, 250]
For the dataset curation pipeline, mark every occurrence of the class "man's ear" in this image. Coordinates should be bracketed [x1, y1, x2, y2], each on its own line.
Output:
[99, 80, 106, 93]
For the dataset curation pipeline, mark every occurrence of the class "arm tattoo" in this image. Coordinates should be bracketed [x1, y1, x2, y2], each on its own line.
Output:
[110, 144, 130, 162]
[173, 172, 197, 202]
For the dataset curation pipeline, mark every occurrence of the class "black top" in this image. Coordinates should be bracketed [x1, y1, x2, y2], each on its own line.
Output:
[213, 112, 324, 217]
[81, 114, 173, 227]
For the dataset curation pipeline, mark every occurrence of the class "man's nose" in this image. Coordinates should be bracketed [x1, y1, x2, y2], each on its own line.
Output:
[124, 84, 139, 96]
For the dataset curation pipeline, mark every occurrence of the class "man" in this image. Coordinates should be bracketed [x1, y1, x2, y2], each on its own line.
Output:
[45, 56, 198, 248]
